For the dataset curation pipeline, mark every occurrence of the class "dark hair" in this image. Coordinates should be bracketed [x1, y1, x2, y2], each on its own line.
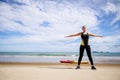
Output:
[82, 26, 86, 29]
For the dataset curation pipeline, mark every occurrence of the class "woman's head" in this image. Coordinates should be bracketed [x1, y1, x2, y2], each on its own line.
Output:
[82, 26, 87, 32]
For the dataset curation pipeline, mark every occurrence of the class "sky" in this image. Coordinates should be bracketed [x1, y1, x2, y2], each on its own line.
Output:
[0, 0, 120, 52]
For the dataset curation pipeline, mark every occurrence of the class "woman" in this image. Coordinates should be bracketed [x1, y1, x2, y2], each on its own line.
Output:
[65, 26, 103, 70]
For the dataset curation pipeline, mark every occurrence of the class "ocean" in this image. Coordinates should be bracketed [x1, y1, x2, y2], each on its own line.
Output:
[0, 52, 120, 64]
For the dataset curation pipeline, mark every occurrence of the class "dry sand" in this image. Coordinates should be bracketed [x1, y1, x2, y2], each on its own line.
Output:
[0, 62, 120, 80]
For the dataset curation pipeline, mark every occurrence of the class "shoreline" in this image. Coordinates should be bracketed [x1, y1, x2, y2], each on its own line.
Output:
[0, 62, 120, 66]
[0, 55, 120, 64]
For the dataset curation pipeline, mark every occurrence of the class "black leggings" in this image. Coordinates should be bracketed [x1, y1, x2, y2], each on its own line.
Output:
[78, 45, 94, 65]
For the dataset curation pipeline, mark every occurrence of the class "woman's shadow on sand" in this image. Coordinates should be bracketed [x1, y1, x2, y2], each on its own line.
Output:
[39, 65, 92, 70]
[47, 67, 74, 69]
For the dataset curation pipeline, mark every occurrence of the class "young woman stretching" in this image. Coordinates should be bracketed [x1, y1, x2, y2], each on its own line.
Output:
[65, 26, 103, 70]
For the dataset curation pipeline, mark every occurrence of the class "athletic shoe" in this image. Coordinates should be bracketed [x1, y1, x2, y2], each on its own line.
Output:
[91, 66, 96, 70]
[76, 65, 80, 69]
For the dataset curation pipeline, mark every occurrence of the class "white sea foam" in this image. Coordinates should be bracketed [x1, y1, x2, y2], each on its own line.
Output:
[0, 55, 120, 64]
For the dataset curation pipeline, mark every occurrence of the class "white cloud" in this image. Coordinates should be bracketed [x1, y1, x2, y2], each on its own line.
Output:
[90, 35, 120, 52]
[0, 0, 119, 52]
[104, 2, 117, 14]
[0, 0, 99, 33]
[103, 2, 120, 25]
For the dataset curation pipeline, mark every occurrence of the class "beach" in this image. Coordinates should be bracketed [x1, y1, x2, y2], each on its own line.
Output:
[0, 62, 120, 80]
[0, 52, 120, 80]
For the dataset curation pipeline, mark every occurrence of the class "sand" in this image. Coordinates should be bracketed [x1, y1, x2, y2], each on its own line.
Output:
[0, 62, 120, 80]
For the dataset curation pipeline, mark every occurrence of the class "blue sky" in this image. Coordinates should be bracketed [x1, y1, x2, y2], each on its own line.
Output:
[0, 0, 120, 52]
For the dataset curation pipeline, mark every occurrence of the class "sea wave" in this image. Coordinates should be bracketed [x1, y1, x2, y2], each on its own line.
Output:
[0, 55, 120, 64]
[0, 52, 120, 56]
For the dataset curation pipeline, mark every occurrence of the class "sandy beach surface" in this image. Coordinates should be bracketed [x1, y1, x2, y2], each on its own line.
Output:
[0, 62, 120, 80]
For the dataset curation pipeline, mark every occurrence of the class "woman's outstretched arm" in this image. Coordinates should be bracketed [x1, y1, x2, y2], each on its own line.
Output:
[88, 33, 103, 37]
[65, 32, 82, 37]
